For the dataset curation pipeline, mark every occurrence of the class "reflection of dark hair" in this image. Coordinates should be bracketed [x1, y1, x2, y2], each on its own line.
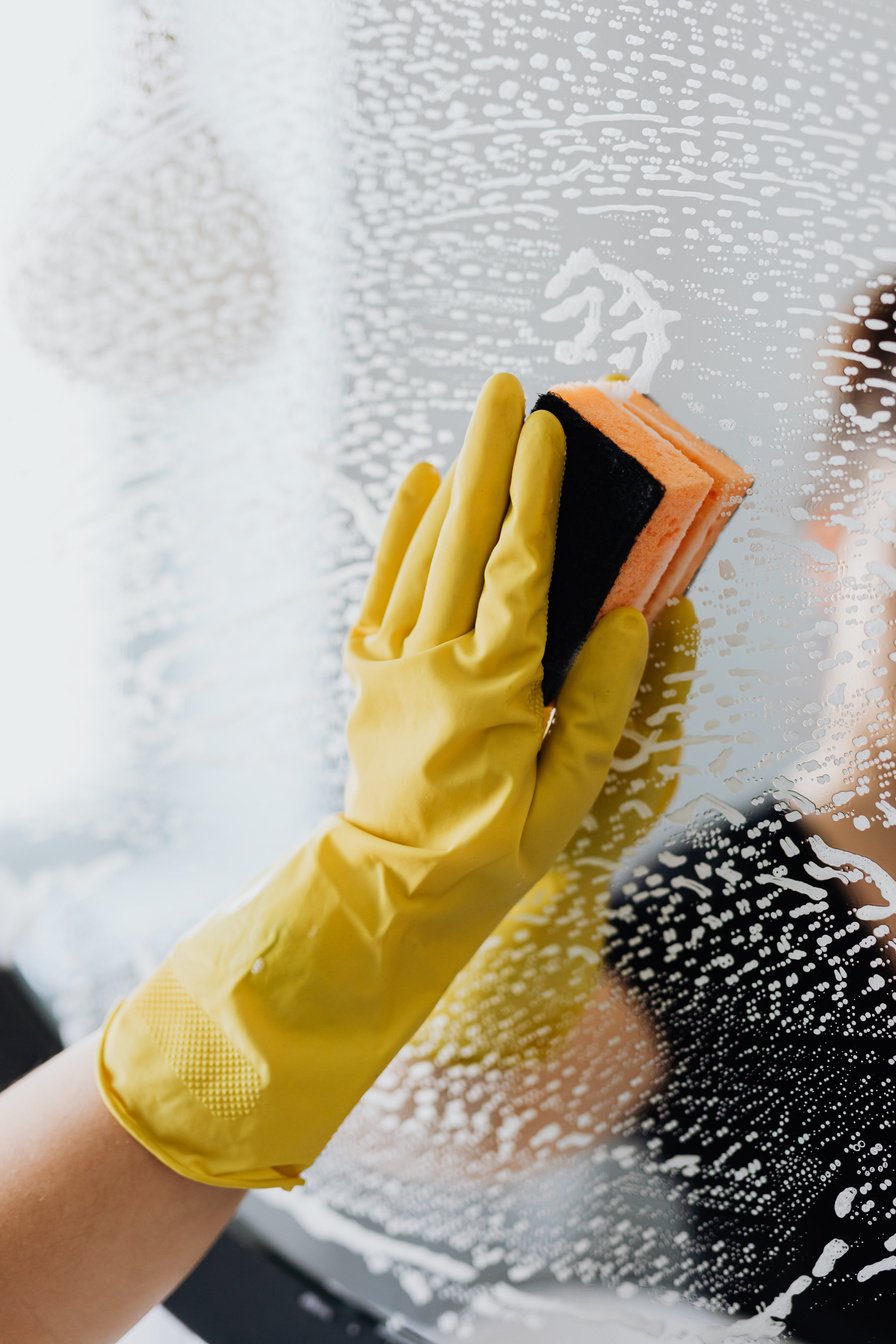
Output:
[815, 280, 896, 497]
[841, 280, 896, 407]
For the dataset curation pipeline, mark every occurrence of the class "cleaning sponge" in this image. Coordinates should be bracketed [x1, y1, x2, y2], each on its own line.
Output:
[537, 375, 751, 705]
[623, 387, 753, 622]
[534, 390, 664, 708]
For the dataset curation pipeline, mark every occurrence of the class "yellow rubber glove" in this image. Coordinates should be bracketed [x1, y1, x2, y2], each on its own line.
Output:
[409, 595, 699, 1068]
[96, 372, 649, 1189]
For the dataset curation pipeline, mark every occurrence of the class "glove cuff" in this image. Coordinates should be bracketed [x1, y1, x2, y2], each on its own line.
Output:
[95, 814, 513, 1188]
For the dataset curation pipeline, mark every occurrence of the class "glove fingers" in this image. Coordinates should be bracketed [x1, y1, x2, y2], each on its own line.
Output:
[574, 595, 700, 873]
[605, 593, 699, 774]
[473, 407, 566, 677]
[630, 594, 699, 745]
[523, 606, 649, 875]
[371, 459, 457, 658]
[407, 373, 525, 653]
[355, 462, 442, 633]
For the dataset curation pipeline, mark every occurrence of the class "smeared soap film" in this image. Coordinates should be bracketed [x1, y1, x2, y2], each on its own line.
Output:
[3, 0, 896, 1338]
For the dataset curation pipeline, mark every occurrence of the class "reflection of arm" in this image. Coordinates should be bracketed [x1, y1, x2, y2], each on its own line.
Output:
[340, 961, 665, 1184]
[464, 966, 666, 1175]
[345, 601, 697, 1180]
[0, 1032, 243, 1344]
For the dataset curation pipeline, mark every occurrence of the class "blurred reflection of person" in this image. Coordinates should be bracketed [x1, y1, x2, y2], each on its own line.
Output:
[366, 281, 896, 1343]
[610, 281, 896, 1343]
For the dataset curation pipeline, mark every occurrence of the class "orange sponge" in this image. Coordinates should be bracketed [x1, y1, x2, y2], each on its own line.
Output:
[533, 375, 752, 704]
[621, 388, 753, 621]
[549, 382, 714, 618]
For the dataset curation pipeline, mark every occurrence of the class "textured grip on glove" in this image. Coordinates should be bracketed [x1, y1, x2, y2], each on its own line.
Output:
[131, 967, 263, 1121]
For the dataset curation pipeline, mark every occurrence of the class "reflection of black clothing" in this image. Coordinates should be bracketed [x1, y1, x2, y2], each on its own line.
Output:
[608, 799, 896, 1343]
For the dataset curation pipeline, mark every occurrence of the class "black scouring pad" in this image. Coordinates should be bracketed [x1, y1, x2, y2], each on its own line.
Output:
[534, 391, 664, 707]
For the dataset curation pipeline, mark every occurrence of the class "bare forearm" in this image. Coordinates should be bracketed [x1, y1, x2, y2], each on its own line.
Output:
[0, 1031, 244, 1344]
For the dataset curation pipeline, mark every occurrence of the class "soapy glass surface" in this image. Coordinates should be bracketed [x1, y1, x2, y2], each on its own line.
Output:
[2, 0, 896, 1338]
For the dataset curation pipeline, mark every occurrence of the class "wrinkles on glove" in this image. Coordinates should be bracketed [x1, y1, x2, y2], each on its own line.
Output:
[95, 373, 650, 1189]
[409, 595, 700, 1071]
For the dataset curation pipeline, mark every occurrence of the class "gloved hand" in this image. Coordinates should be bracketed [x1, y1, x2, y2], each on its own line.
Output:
[409, 595, 699, 1069]
[96, 372, 649, 1189]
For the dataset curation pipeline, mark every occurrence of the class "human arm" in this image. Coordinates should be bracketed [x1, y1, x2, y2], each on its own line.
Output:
[0, 1031, 243, 1344]
[0, 372, 648, 1341]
